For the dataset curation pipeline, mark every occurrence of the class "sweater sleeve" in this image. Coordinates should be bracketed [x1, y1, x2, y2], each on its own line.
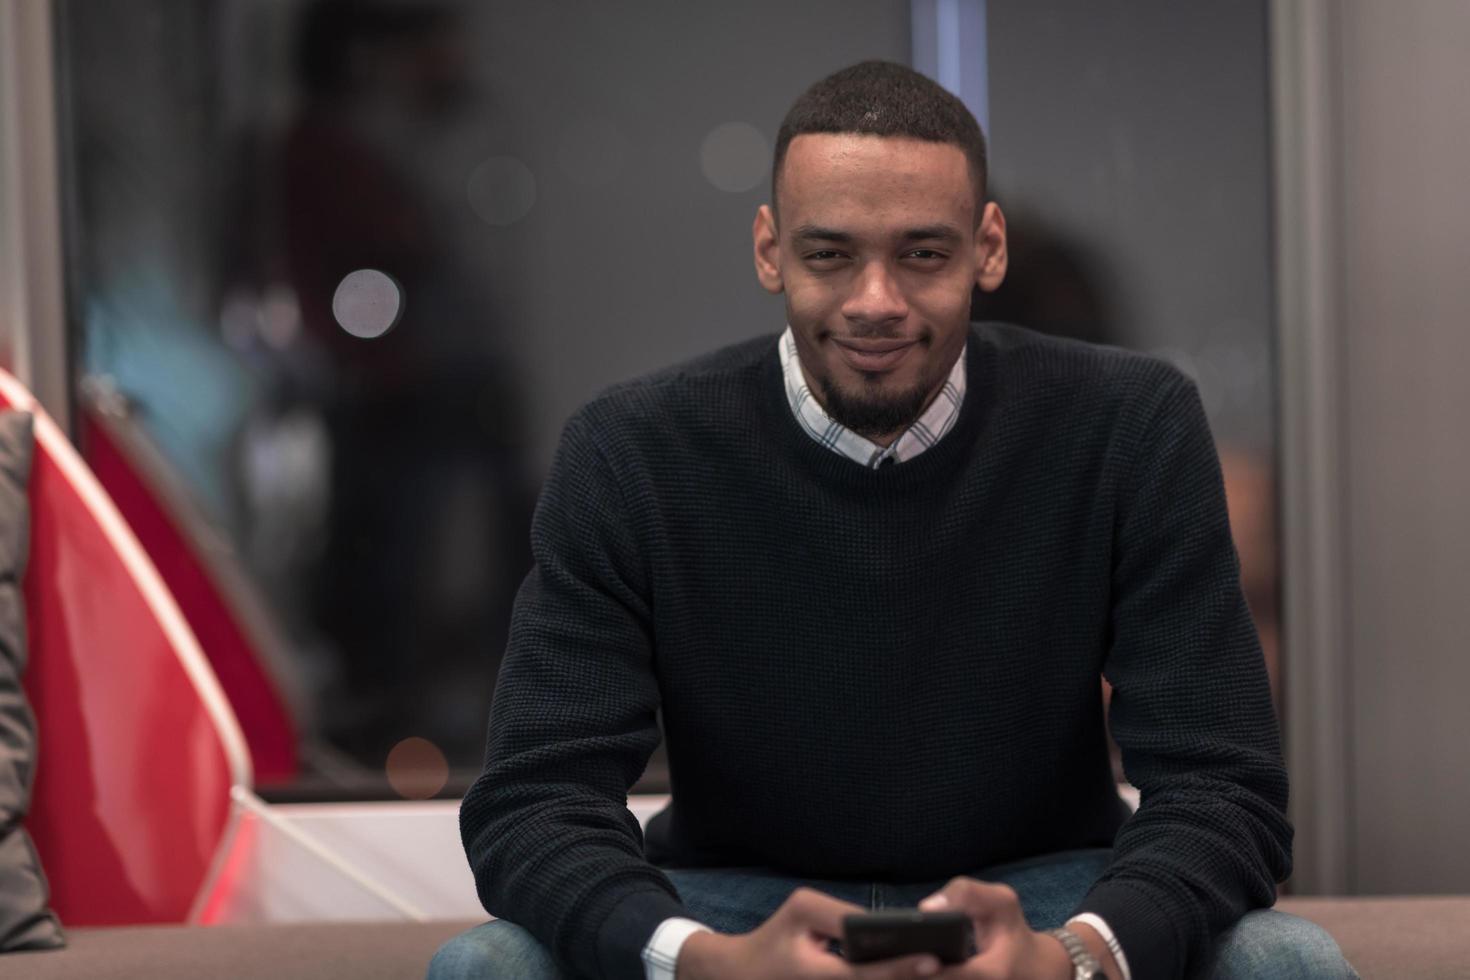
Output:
[459, 407, 687, 980]
[1076, 372, 1293, 980]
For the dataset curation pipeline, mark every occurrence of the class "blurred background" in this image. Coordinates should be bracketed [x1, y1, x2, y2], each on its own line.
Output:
[2, 0, 1467, 898]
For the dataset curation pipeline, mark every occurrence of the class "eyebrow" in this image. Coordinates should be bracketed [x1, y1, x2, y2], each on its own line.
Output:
[791, 225, 854, 244]
[790, 223, 964, 245]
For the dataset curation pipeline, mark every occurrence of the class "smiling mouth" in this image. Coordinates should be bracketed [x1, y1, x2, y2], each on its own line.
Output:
[832, 338, 918, 374]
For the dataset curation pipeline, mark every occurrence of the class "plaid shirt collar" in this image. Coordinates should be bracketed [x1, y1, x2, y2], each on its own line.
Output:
[779, 326, 967, 469]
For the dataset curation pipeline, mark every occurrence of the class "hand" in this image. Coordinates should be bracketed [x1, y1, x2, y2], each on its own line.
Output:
[917, 879, 1073, 980]
[676, 886, 944, 980]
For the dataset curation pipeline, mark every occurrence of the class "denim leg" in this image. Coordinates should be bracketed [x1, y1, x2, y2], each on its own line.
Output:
[426, 920, 566, 980]
[665, 867, 870, 934]
[424, 870, 868, 978]
[1206, 909, 1358, 980]
[953, 855, 1358, 979]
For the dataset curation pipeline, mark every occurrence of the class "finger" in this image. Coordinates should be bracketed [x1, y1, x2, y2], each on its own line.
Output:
[918, 878, 1020, 919]
[849, 952, 944, 979]
[782, 886, 868, 939]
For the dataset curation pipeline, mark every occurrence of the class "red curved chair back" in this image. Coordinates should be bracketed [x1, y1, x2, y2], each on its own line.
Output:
[78, 391, 300, 784]
[0, 369, 252, 925]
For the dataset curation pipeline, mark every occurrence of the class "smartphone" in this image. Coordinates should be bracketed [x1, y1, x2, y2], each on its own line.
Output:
[842, 909, 975, 965]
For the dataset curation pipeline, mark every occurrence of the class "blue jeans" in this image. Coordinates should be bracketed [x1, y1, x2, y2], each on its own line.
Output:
[428, 849, 1356, 978]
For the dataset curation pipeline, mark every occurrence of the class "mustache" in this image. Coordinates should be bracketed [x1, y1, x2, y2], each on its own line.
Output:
[831, 325, 929, 341]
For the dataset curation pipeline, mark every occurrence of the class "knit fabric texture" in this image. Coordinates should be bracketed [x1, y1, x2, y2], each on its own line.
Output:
[459, 323, 1292, 980]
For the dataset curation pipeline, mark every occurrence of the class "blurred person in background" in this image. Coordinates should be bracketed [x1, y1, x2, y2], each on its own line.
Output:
[270, 0, 532, 771]
[434, 62, 1349, 980]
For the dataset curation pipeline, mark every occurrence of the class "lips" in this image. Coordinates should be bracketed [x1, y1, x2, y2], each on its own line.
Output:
[832, 337, 918, 374]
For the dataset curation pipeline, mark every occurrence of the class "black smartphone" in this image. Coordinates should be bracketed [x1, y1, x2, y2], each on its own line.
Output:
[842, 909, 975, 965]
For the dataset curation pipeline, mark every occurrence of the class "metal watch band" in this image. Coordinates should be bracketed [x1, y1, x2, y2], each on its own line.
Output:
[1047, 926, 1109, 980]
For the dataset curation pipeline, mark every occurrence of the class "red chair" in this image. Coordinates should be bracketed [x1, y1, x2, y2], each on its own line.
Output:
[0, 367, 253, 925]
[77, 381, 301, 785]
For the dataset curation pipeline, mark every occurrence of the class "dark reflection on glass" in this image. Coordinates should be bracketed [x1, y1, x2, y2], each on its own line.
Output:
[262, 0, 533, 775]
[59, 0, 536, 793]
[970, 204, 1121, 348]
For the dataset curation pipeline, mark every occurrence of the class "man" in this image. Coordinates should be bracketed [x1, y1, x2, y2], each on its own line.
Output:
[430, 62, 1353, 979]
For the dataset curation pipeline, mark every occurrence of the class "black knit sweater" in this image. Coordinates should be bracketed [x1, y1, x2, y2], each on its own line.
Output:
[460, 323, 1292, 980]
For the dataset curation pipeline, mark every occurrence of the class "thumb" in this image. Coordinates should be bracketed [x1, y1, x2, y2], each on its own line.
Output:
[919, 878, 1022, 920]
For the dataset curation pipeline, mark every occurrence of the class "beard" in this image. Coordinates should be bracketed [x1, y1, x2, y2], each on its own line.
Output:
[817, 373, 932, 442]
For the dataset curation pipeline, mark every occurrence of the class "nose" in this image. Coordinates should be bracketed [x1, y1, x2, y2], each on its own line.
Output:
[841, 260, 908, 328]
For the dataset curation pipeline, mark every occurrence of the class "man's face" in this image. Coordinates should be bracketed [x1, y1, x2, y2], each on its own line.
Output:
[753, 134, 1007, 443]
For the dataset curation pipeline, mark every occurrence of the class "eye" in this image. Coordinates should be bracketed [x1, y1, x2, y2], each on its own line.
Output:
[905, 248, 948, 261]
[803, 250, 850, 270]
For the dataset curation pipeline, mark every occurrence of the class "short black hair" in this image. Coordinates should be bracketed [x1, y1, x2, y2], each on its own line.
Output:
[772, 60, 988, 215]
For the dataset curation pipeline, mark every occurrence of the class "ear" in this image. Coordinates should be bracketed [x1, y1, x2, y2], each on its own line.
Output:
[753, 204, 784, 294]
[974, 201, 1008, 293]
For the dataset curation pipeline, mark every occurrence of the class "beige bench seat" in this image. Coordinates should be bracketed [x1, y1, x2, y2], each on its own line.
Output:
[4, 896, 1468, 979]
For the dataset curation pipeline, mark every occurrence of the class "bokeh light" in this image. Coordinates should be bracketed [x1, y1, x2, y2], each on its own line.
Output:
[384, 737, 450, 800]
[259, 283, 302, 350]
[466, 155, 538, 226]
[331, 269, 404, 339]
[699, 121, 769, 193]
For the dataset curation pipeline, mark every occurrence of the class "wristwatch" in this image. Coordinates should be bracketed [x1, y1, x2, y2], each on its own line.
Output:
[1046, 927, 1110, 980]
